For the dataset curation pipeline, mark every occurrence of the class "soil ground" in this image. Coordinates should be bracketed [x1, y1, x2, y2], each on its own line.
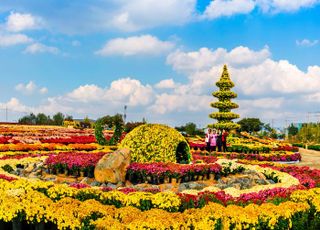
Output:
[296, 148, 320, 169]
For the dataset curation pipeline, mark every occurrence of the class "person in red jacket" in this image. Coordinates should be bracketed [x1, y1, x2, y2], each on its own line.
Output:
[222, 129, 229, 152]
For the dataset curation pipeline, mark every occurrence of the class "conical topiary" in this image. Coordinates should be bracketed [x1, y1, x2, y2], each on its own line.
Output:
[209, 65, 240, 130]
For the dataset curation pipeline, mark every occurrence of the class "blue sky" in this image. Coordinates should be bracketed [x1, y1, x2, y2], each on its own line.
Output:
[0, 0, 320, 127]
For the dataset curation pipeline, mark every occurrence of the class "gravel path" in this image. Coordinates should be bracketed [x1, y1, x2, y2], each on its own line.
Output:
[296, 148, 320, 169]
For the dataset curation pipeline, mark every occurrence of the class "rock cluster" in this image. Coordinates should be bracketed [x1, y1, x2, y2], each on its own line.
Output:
[215, 170, 272, 190]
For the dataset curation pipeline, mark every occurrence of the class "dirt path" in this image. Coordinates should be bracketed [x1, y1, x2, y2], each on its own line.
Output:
[296, 148, 320, 169]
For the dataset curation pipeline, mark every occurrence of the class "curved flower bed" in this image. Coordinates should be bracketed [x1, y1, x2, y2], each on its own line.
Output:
[0, 173, 320, 229]
[192, 150, 301, 162]
[0, 155, 320, 229]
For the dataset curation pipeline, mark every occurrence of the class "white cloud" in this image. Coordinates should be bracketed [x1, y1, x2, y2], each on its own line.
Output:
[0, 98, 30, 113]
[239, 97, 285, 109]
[256, 0, 320, 13]
[67, 85, 104, 103]
[105, 78, 154, 106]
[24, 43, 59, 54]
[296, 39, 319, 47]
[15, 81, 48, 95]
[201, 0, 320, 19]
[6, 12, 43, 32]
[96, 35, 174, 56]
[226, 46, 271, 67]
[202, 0, 255, 19]
[149, 93, 211, 114]
[155, 79, 177, 89]
[0, 33, 32, 47]
[167, 49, 320, 97]
[231, 60, 320, 95]
[1, 1, 317, 35]
[39, 87, 48, 94]
[67, 78, 154, 107]
[167, 46, 270, 73]
[0, 1, 196, 34]
[110, 0, 196, 31]
[15, 81, 36, 94]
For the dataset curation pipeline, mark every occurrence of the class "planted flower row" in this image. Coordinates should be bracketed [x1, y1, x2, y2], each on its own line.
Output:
[45, 152, 109, 177]
[126, 162, 246, 184]
[40, 133, 127, 144]
[178, 185, 306, 209]
[40, 135, 96, 144]
[192, 151, 301, 162]
[0, 143, 100, 152]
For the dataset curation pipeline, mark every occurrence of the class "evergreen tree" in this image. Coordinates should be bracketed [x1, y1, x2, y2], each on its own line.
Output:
[237, 118, 263, 133]
[209, 65, 240, 130]
[287, 123, 298, 136]
[53, 112, 65, 125]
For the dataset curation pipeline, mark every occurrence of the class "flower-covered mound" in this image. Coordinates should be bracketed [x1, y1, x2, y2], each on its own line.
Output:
[120, 124, 191, 163]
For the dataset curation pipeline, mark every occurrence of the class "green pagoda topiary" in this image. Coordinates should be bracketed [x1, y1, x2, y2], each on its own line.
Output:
[209, 65, 240, 130]
[119, 124, 191, 164]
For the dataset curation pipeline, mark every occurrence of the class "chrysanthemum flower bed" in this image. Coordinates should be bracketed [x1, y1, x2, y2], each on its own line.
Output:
[45, 152, 109, 177]
[192, 150, 302, 162]
[1, 165, 320, 229]
[188, 131, 299, 155]
[126, 162, 223, 184]
[1, 124, 320, 229]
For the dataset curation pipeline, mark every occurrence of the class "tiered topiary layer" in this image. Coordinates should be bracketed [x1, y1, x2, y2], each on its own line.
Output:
[209, 65, 240, 130]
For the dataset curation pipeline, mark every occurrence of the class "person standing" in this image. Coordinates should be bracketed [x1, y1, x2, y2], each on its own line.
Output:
[210, 129, 218, 153]
[205, 128, 212, 152]
[222, 129, 229, 152]
[216, 129, 223, 152]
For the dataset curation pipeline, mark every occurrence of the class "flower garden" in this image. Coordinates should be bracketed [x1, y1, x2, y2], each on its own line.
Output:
[1, 123, 320, 230]
[1, 66, 320, 230]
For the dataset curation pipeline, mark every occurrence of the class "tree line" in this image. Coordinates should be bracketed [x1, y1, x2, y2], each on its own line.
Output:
[19, 112, 310, 142]
[18, 112, 148, 131]
[175, 118, 283, 138]
[288, 123, 320, 144]
[18, 112, 73, 126]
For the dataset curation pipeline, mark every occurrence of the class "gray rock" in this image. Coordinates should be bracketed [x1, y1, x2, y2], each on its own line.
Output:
[90, 181, 101, 187]
[255, 179, 268, 185]
[178, 183, 188, 192]
[268, 179, 276, 184]
[189, 182, 206, 190]
[106, 183, 117, 189]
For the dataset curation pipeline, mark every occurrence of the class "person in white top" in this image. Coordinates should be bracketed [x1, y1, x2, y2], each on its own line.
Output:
[205, 128, 212, 152]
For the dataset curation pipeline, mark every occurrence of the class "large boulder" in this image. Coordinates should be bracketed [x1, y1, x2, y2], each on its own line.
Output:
[94, 148, 131, 184]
